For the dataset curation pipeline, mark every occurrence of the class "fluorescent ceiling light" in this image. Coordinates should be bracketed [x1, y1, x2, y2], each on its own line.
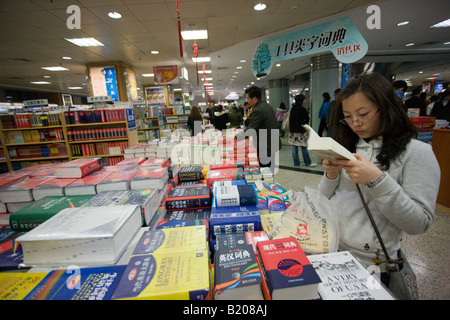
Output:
[108, 12, 122, 19]
[142, 73, 154, 77]
[65, 37, 104, 47]
[198, 70, 212, 74]
[254, 3, 267, 11]
[430, 18, 450, 28]
[150, 51, 159, 54]
[240, 60, 247, 63]
[444, 41, 450, 45]
[173, 88, 182, 91]
[181, 30, 208, 40]
[405, 43, 415, 47]
[68, 87, 83, 90]
[43, 75, 51, 78]
[192, 57, 211, 63]
[41, 66, 69, 71]
[31, 81, 51, 84]
[397, 21, 409, 26]
[237, 66, 242, 69]
[62, 56, 72, 60]
[201, 78, 213, 81]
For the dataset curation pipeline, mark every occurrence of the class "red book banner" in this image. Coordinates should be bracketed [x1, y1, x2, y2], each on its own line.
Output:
[153, 65, 178, 84]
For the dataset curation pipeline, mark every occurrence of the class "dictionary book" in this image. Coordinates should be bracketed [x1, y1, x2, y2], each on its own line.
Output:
[9, 195, 94, 232]
[131, 225, 208, 256]
[17, 205, 142, 267]
[55, 157, 106, 178]
[24, 265, 127, 300]
[111, 250, 210, 300]
[256, 237, 321, 300]
[165, 186, 211, 211]
[87, 189, 159, 226]
[213, 233, 263, 300]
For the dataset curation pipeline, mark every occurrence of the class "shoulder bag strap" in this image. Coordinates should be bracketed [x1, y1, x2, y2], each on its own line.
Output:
[355, 184, 403, 269]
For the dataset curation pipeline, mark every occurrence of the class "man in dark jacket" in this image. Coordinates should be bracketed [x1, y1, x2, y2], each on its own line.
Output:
[236, 86, 280, 170]
[405, 88, 426, 116]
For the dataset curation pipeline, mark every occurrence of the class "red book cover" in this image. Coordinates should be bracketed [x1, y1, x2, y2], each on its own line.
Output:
[96, 169, 139, 192]
[133, 167, 168, 179]
[256, 237, 321, 300]
[65, 170, 113, 189]
[116, 157, 146, 166]
[139, 158, 170, 168]
[0, 176, 58, 202]
[205, 168, 245, 186]
[55, 158, 105, 178]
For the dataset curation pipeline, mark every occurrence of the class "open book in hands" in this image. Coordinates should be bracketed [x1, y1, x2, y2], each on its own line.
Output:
[303, 125, 357, 161]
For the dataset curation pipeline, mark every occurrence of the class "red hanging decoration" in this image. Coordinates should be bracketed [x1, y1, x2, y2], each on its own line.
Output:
[193, 40, 199, 85]
[176, 0, 183, 58]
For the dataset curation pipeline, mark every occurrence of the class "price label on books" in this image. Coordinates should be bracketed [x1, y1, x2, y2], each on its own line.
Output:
[87, 96, 112, 103]
[23, 99, 48, 107]
[126, 108, 136, 131]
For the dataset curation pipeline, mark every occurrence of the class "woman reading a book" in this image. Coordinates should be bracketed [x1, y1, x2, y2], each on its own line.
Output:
[318, 73, 440, 286]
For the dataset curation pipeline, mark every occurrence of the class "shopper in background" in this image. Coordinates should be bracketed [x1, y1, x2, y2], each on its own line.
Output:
[213, 104, 229, 131]
[319, 73, 440, 285]
[228, 103, 243, 128]
[405, 88, 426, 116]
[275, 102, 288, 137]
[430, 90, 450, 122]
[426, 95, 439, 115]
[318, 92, 330, 136]
[236, 86, 280, 168]
[288, 94, 316, 167]
[206, 101, 216, 126]
[187, 106, 203, 136]
[243, 101, 252, 129]
[326, 88, 341, 138]
[392, 80, 408, 102]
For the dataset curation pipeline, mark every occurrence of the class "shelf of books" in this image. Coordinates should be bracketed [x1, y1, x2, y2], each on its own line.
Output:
[0, 113, 69, 171]
[0, 130, 396, 302]
[0, 108, 138, 171]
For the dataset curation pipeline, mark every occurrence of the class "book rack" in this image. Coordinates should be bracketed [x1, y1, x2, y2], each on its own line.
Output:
[0, 110, 137, 172]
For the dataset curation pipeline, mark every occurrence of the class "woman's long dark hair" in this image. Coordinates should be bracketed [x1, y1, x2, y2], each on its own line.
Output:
[189, 106, 203, 122]
[331, 73, 417, 170]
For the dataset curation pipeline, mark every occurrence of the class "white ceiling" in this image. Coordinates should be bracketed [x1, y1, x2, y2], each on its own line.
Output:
[0, 0, 449, 102]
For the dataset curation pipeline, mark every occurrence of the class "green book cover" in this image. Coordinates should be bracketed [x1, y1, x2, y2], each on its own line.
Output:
[9, 195, 94, 232]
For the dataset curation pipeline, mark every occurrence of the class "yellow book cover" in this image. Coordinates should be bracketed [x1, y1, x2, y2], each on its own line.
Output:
[22, 131, 32, 143]
[131, 225, 208, 256]
[0, 273, 48, 300]
[112, 250, 210, 300]
[30, 130, 41, 142]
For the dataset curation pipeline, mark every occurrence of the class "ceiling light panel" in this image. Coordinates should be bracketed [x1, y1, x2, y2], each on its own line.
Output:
[65, 37, 104, 47]
[181, 30, 208, 40]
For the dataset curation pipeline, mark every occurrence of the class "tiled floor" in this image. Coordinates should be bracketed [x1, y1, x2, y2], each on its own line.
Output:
[275, 140, 450, 300]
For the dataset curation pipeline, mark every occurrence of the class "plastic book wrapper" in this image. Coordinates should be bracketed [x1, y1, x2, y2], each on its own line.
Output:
[271, 187, 339, 255]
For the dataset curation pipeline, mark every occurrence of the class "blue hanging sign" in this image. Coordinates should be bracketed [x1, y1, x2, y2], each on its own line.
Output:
[252, 17, 368, 78]
[103, 67, 119, 101]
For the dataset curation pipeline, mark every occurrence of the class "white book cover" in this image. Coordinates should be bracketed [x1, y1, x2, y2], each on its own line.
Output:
[17, 205, 142, 267]
[308, 251, 395, 300]
[303, 125, 357, 161]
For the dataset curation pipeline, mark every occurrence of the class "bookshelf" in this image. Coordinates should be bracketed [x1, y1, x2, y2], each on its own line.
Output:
[0, 108, 138, 171]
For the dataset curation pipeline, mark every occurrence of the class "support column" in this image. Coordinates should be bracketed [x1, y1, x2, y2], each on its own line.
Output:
[310, 54, 340, 133]
[268, 79, 290, 110]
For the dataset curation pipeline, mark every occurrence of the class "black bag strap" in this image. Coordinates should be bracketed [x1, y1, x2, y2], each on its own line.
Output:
[355, 184, 404, 270]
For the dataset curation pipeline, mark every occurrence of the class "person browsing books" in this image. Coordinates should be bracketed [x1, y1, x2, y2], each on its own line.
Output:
[288, 94, 316, 167]
[318, 73, 440, 286]
[236, 86, 280, 169]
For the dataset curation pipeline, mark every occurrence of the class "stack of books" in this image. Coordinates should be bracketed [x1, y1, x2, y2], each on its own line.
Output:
[111, 225, 210, 300]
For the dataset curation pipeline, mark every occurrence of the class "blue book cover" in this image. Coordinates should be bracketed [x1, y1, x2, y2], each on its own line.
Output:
[24, 265, 126, 300]
[210, 203, 261, 238]
[213, 184, 257, 207]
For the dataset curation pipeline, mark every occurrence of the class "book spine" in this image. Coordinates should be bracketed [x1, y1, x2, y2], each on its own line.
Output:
[166, 197, 211, 211]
